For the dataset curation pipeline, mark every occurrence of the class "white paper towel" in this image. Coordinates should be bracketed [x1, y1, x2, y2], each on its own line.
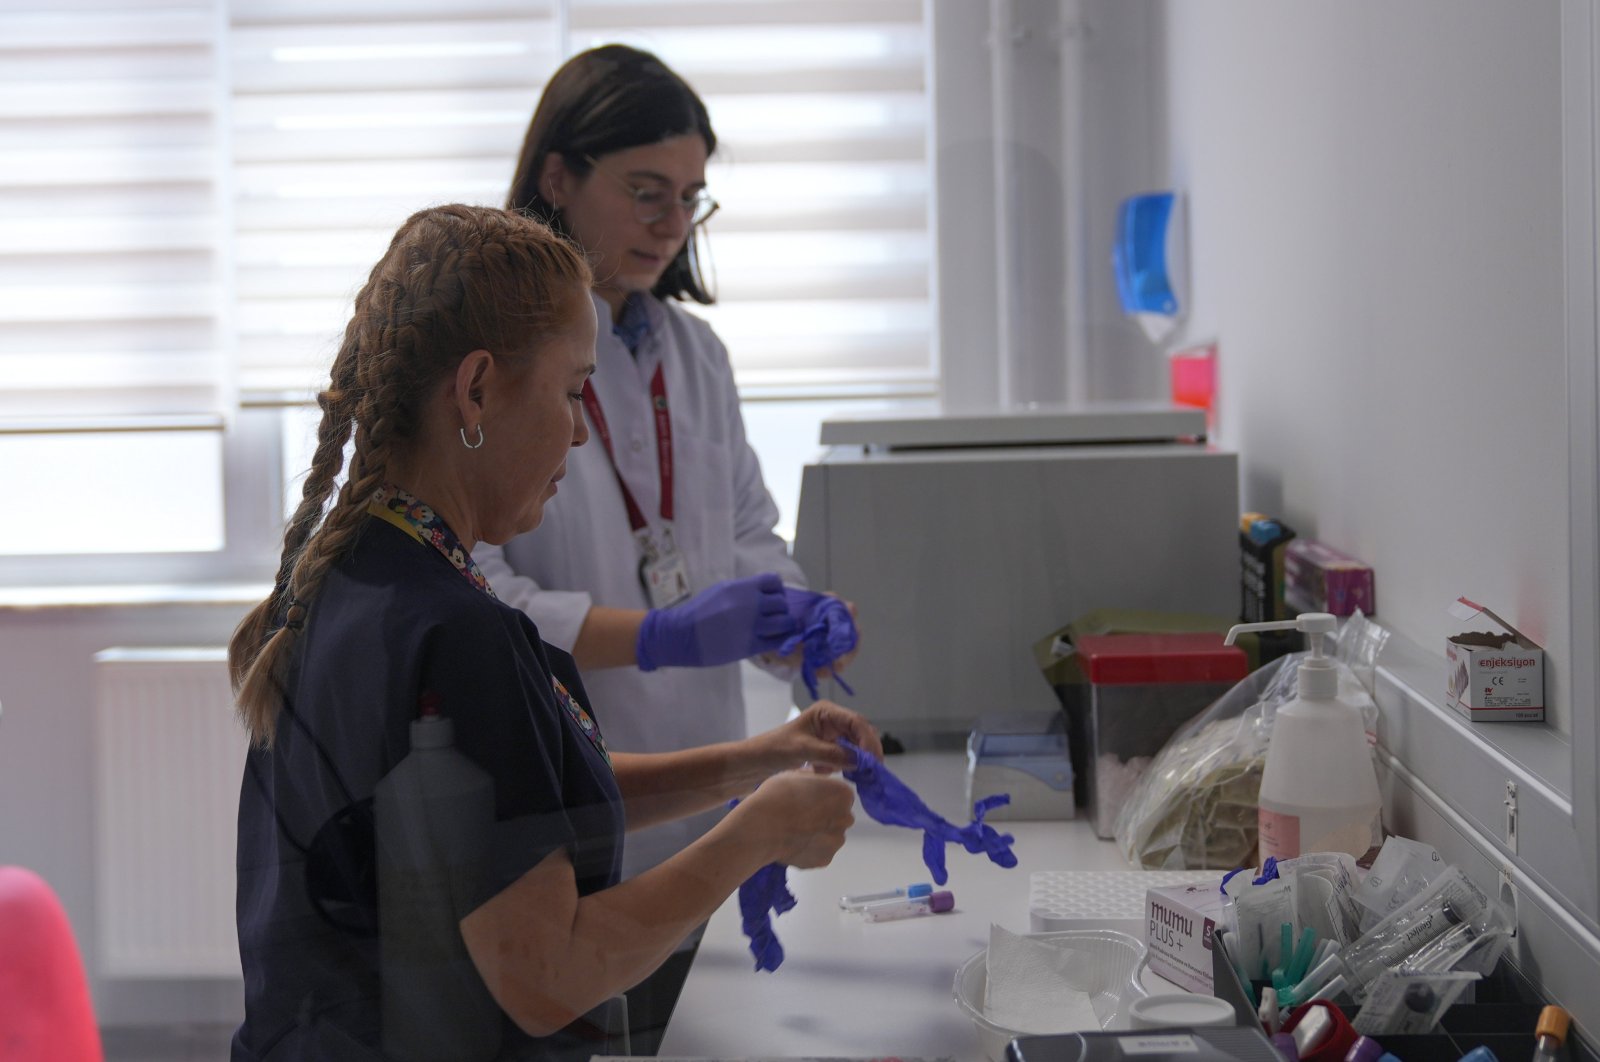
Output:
[982, 924, 1102, 1033]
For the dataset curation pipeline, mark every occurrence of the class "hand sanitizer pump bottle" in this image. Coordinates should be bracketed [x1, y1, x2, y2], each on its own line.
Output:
[375, 694, 500, 1061]
[1226, 613, 1382, 861]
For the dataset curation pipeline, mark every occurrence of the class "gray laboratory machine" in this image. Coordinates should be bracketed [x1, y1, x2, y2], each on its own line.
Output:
[792, 404, 1238, 743]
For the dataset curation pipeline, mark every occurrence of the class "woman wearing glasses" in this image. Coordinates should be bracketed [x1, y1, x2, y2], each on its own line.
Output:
[473, 45, 859, 1051]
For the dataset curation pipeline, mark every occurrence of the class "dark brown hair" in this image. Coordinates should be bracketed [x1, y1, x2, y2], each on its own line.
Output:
[228, 204, 592, 747]
[506, 44, 717, 304]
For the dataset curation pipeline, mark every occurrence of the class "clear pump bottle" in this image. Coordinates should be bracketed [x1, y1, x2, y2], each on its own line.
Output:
[374, 694, 500, 1062]
[1226, 613, 1382, 861]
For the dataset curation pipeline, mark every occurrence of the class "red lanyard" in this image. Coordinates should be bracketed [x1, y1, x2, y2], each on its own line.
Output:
[581, 364, 673, 532]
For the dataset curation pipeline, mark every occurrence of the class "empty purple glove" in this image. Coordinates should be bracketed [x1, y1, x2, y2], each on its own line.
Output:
[733, 742, 1019, 973]
[737, 862, 796, 973]
[778, 588, 859, 699]
[841, 739, 1018, 885]
[636, 572, 798, 672]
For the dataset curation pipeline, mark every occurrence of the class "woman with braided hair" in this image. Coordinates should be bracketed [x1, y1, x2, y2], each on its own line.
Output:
[228, 204, 876, 1061]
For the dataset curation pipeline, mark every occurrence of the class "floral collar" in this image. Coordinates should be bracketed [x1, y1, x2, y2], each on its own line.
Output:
[367, 485, 496, 598]
[367, 485, 612, 768]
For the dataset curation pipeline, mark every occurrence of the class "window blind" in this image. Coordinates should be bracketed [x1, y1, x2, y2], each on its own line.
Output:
[232, 0, 932, 401]
[0, 0, 226, 425]
[570, 0, 933, 396]
[228, 0, 563, 399]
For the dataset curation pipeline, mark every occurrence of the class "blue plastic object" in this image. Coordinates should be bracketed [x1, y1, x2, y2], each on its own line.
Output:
[1112, 191, 1179, 316]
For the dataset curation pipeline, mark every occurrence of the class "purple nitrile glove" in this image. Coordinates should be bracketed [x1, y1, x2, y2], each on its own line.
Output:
[737, 862, 796, 973]
[778, 588, 859, 699]
[732, 743, 1017, 971]
[840, 739, 1018, 886]
[636, 572, 798, 672]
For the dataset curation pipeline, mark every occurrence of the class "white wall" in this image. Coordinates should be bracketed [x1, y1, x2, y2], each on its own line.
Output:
[0, 601, 251, 1026]
[1112, 4, 1600, 1032]
[1149, 0, 1572, 733]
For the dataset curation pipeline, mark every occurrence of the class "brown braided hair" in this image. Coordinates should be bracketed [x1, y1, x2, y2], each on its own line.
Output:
[229, 204, 592, 747]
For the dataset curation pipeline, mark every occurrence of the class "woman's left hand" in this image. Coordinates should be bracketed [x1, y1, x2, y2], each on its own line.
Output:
[751, 700, 881, 777]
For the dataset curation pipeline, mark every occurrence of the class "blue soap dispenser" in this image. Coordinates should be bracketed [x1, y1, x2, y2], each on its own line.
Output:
[1113, 190, 1186, 345]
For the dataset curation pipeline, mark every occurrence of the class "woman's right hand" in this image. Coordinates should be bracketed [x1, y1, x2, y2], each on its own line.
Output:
[731, 770, 855, 869]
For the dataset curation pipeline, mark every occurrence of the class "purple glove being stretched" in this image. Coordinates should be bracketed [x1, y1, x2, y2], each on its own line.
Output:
[636, 572, 798, 672]
[840, 739, 1018, 886]
[778, 588, 859, 699]
[733, 743, 1018, 973]
[736, 862, 796, 973]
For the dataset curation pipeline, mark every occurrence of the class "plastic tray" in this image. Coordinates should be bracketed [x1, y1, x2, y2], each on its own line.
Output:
[1029, 869, 1221, 932]
[954, 929, 1149, 1062]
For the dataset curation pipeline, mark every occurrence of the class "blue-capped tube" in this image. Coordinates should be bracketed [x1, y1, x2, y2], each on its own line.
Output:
[839, 882, 933, 910]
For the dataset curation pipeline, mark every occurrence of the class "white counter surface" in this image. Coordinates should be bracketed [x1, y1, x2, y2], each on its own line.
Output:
[659, 753, 1184, 1060]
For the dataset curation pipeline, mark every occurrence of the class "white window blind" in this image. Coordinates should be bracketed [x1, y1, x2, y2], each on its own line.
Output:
[231, 0, 932, 402]
[229, 0, 563, 400]
[569, 0, 933, 397]
[0, 0, 226, 425]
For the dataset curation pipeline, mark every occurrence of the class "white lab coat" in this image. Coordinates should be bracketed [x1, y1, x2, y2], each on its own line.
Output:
[476, 290, 805, 880]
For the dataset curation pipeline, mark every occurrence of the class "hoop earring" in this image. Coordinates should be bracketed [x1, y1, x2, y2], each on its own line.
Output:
[460, 424, 485, 450]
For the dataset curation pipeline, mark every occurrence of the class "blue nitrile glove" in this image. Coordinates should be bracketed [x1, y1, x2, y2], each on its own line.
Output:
[636, 572, 798, 672]
[840, 739, 1018, 885]
[778, 588, 859, 699]
[737, 862, 796, 973]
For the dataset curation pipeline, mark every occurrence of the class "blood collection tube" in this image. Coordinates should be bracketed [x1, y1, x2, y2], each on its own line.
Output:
[839, 883, 933, 910]
[1533, 1006, 1570, 1062]
[861, 890, 955, 922]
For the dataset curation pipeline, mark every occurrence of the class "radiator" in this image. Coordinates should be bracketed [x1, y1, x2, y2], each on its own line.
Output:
[93, 647, 245, 978]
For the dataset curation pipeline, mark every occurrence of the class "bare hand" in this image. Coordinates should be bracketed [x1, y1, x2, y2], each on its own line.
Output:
[733, 770, 856, 868]
[745, 700, 881, 779]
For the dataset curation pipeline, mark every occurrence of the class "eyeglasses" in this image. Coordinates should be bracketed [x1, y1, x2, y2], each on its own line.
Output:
[583, 155, 720, 227]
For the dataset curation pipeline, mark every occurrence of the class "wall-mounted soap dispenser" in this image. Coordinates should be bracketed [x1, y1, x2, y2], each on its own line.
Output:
[1113, 190, 1187, 345]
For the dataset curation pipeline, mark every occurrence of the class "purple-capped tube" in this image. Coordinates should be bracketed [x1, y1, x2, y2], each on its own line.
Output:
[1345, 1037, 1385, 1062]
[861, 890, 955, 922]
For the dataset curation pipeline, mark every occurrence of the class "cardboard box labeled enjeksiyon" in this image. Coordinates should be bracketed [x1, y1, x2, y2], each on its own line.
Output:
[1445, 596, 1544, 722]
[1144, 881, 1226, 993]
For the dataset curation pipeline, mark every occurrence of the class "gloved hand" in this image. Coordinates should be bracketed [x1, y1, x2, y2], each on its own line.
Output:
[636, 572, 798, 672]
[840, 739, 1018, 885]
[777, 588, 859, 699]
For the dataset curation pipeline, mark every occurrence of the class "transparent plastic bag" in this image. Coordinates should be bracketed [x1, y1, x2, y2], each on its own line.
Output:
[1112, 613, 1390, 870]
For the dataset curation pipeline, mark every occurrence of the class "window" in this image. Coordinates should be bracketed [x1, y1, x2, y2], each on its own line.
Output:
[0, 0, 230, 562]
[1, 0, 934, 578]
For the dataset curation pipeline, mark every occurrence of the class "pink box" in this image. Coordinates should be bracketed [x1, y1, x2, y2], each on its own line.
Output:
[1283, 539, 1375, 616]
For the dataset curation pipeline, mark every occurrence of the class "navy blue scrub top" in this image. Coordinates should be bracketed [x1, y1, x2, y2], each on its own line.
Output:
[232, 515, 623, 1061]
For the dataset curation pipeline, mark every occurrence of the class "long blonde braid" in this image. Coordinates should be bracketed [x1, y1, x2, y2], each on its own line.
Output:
[229, 205, 592, 747]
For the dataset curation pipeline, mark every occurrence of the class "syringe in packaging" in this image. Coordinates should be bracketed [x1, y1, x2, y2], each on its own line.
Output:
[1285, 866, 1490, 1006]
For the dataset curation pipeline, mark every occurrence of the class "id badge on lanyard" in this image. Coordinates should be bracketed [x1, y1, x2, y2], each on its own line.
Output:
[637, 525, 691, 609]
[583, 367, 693, 609]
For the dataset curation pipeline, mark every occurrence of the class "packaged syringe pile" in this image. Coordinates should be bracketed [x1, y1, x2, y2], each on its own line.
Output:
[1171, 836, 1516, 1037]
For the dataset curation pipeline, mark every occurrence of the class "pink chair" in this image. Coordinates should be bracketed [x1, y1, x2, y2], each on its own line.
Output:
[0, 866, 103, 1062]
